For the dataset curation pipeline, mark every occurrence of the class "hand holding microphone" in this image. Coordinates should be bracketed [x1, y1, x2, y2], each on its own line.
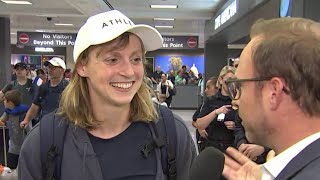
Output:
[223, 147, 262, 180]
[189, 147, 225, 180]
[190, 147, 262, 180]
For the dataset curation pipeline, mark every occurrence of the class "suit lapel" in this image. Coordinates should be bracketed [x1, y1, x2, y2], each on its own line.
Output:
[275, 138, 320, 180]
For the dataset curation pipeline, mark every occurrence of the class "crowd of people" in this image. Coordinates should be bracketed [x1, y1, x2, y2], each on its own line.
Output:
[0, 9, 319, 180]
[0, 57, 71, 169]
[148, 65, 203, 86]
[147, 65, 205, 108]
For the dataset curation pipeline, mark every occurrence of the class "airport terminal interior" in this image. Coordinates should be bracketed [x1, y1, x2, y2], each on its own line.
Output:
[0, 0, 320, 179]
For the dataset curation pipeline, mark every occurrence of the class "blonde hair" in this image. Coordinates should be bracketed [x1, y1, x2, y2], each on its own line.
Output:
[216, 66, 236, 89]
[58, 33, 158, 130]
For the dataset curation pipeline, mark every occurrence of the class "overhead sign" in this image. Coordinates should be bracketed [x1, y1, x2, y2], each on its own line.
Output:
[16, 32, 198, 49]
[17, 32, 77, 47]
[214, 0, 238, 30]
[162, 36, 199, 49]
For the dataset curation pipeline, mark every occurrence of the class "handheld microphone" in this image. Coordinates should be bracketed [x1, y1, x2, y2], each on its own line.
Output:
[189, 147, 225, 180]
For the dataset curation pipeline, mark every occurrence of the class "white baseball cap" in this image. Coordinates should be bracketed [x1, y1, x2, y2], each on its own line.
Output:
[44, 57, 66, 70]
[73, 10, 163, 62]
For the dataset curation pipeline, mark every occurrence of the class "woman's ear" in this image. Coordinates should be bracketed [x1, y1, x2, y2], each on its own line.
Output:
[76, 61, 88, 77]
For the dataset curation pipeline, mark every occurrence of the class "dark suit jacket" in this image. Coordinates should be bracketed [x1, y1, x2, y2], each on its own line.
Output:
[275, 137, 320, 180]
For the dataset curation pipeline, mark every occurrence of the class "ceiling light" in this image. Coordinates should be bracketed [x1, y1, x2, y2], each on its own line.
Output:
[10, 32, 17, 35]
[153, 18, 175, 21]
[36, 14, 58, 17]
[155, 25, 174, 28]
[54, 23, 74, 26]
[36, 29, 55, 33]
[150, 5, 178, 9]
[1, 0, 32, 5]
[35, 47, 54, 52]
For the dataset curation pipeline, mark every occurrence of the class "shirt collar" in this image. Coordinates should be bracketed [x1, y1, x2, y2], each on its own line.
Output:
[262, 132, 320, 178]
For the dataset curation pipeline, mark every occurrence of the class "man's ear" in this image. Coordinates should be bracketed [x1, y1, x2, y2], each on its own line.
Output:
[268, 77, 286, 110]
[76, 62, 88, 77]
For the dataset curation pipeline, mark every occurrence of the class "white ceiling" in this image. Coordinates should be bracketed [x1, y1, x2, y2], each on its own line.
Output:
[0, 0, 226, 48]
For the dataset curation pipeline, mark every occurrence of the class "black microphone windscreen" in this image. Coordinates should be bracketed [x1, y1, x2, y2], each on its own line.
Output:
[189, 147, 225, 180]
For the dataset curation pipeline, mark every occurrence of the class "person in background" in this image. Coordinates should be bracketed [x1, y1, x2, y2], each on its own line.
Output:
[195, 66, 237, 152]
[31, 68, 47, 126]
[0, 62, 35, 166]
[196, 73, 204, 103]
[188, 70, 197, 85]
[0, 90, 29, 169]
[20, 57, 68, 127]
[175, 70, 186, 85]
[29, 67, 37, 80]
[33, 69, 47, 87]
[223, 18, 320, 179]
[233, 114, 270, 164]
[181, 65, 189, 85]
[167, 69, 175, 84]
[0, 62, 34, 108]
[158, 94, 168, 107]
[11, 65, 17, 81]
[151, 65, 164, 84]
[64, 68, 72, 81]
[232, 55, 270, 164]
[192, 76, 218, 152]
[157, 73, 174, 107]
[144, 76, 153, 90]
[18, 10, 195, 180]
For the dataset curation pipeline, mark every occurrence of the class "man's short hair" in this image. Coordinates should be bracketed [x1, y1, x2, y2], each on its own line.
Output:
[250, 18, 320, 116]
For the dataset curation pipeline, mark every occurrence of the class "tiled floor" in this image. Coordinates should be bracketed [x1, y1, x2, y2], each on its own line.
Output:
[172, 109, 198, 152]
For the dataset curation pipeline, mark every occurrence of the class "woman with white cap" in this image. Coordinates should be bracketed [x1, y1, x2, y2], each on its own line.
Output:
[18, 10, 195, 180]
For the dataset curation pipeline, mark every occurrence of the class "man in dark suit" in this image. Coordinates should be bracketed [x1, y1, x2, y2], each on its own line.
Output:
[223, 17, 320, 179]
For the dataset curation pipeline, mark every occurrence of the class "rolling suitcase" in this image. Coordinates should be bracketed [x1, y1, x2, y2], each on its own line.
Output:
[0, 125, 18, 180]
[1, 125, 8, 167]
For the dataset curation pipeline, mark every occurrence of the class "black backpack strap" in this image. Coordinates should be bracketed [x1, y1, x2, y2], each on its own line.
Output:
[40, 111, 69, 180]
[157, 105, 177, 180]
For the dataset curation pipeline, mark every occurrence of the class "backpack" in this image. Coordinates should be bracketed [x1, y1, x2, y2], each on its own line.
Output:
[168, 86, 177, 96]
[40, 105, 177, 180]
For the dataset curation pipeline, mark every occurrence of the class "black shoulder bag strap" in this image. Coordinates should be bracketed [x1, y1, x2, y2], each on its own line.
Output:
[140, 105, 178, 180]
[157, 105, 177, 180]
[40, 111, 69, 180]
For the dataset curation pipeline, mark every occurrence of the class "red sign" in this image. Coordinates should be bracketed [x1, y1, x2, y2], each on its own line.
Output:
[187, 37, 197, 48]
[19, 33, 29, 44]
